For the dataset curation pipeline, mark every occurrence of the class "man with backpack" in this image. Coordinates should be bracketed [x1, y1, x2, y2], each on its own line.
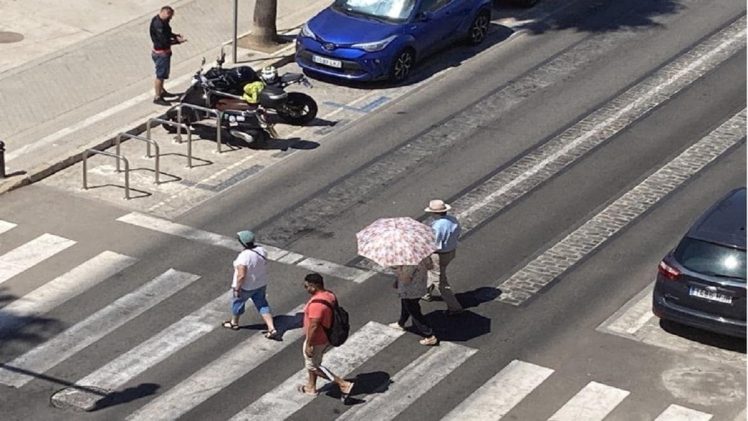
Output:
[299, 273, 354, 400]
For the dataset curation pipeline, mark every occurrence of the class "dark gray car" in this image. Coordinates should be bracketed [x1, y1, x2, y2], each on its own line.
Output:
[653, 187, 746, 338]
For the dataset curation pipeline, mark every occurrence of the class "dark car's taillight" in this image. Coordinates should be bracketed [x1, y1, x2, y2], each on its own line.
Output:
[658, 260, 681, 280]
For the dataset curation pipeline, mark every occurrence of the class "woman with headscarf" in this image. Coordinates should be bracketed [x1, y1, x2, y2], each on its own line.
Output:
[389, 257, 439, 346]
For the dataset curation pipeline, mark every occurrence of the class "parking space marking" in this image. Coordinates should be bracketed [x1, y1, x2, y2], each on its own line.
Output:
[323, 96, 391, 113]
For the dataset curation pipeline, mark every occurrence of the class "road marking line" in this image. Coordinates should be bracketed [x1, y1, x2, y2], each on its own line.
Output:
[441, 360, 554, 420]
[0, 268, 199, 388]
[496, 109, 746, 305]
[228, 321, 404, 421]
[52, 293, 228, 410]
[126, 304, 306, 421]
[548, 381, 629, 421]
[0, 220, 16, 235]
[655, 404, 713, 421]
[336, 342, 476, 421]
[5, 72, 194, 163]
[0, 233, 76, 285]
[0, 251, 137, 332]
[454, 18, 746, 233]
[116, 212, 374, 283]
[598, 283, 655, 336]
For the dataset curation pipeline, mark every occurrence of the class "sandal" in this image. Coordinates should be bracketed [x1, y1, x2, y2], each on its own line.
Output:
[340, 382, 355, 403]
[221, 320, 239, 330]
[297, 384, 318, 396]
[264, 329, 281, 340]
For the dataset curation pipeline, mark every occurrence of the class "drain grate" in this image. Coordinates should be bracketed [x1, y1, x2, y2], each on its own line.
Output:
[0, 31, 24, 43]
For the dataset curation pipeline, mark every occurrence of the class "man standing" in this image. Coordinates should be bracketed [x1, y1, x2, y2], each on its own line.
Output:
[300, 273, 355, 400]
[150, 6, 185, 105]
[422, 199, 464, 315]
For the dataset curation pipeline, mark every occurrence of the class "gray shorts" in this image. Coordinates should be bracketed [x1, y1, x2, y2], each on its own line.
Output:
[152, 52, 171, 80]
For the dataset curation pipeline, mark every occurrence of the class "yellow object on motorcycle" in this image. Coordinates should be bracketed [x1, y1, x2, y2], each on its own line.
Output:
[242, 81, 265, 104]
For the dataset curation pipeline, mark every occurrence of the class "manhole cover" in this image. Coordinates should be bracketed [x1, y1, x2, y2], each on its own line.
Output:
[51, 386, 108, 411]
[0, 31, 24, 44]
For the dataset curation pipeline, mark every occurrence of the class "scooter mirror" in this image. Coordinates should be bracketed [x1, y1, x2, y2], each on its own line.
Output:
[201, 57, 206, 66]
[217, 47, 226, 66]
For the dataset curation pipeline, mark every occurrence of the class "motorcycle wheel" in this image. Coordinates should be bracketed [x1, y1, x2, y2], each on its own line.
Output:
[278, 92, 318, 125]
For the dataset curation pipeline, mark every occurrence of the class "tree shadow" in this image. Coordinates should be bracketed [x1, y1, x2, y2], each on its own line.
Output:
[0, 287, 67, 357]
[505, 0, 682, 35]
[659, 319, 747, 353]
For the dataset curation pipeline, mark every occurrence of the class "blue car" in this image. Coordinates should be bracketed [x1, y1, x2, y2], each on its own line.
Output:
[295, 0, 492, 82]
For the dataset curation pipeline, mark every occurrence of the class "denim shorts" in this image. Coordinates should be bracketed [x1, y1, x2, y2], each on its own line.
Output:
[230, 285, 271, 316]
[152, 52, 171, 80]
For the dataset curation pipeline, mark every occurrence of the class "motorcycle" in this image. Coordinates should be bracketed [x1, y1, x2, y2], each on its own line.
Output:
[185, 49, 318, 125]
[165, 58, 278, 144]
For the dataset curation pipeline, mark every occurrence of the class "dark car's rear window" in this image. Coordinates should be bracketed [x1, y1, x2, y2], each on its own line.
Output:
[674, 237, 746, 281]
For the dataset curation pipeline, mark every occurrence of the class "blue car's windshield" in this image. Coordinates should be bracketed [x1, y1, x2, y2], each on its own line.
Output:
[333, 0, 417, 22]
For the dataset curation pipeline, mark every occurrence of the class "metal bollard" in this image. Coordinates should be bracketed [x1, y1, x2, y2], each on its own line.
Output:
[0, 140, 5, 178]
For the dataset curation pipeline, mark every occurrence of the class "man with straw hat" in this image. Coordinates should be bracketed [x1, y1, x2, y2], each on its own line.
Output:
[422, 200, 464, 315]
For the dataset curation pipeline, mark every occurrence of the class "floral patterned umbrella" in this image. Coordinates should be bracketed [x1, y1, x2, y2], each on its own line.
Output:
[356, 217, 436, 267]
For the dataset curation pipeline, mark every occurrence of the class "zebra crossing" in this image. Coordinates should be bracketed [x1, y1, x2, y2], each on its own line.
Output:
[0, 217, 722, 420]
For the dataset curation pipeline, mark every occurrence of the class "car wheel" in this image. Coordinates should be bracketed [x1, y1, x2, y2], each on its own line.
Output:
[390, 49, 415, 82]
[468, 10, 491, 45]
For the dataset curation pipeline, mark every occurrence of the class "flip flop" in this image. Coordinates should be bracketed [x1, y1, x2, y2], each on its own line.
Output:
[264, 329, 281, 340]
[221, 320, 239, 330]
[297, 384, 318, 396]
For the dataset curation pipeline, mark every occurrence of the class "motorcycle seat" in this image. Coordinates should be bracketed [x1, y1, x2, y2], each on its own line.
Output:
[280, 73, 304, 84]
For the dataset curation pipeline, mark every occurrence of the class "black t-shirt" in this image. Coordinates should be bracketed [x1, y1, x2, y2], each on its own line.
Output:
[150, 15, 176, 50]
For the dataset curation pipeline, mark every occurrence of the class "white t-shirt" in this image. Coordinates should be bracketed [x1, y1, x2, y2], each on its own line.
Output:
[232, 247, 268, 291]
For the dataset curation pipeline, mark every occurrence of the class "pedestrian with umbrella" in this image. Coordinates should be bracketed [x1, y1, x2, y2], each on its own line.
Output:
[356, 217, 439, 346]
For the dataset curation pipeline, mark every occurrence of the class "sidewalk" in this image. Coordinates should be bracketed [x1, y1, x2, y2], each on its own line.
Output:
[0, 0, 327, 194]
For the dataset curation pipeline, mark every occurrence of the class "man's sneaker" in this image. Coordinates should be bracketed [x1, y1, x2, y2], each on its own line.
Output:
[153, 97, 170, 106]
[419, 336, 439, 346]
[387, 322, 405, 331]
[161, 90, 178, 98]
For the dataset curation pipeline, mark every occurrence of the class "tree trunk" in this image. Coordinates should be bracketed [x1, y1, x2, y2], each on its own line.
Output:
[249, 0, 278, 46]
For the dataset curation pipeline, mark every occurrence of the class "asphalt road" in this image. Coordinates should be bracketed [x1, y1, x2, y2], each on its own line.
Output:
[0, 0, 745, 419]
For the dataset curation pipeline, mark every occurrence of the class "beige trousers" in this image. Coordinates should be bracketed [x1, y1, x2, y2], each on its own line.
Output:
[427, 250, 462, 311]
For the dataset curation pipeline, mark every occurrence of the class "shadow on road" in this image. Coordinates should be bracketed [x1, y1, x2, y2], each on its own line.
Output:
[659, 319, 747, 353]
[89, 383, 160, 411]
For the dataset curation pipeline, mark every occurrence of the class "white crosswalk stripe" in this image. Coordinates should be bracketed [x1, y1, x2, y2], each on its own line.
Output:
[0, 251, 137, 333]
[116, 212, 374, 283]
[0, 233, 76, 285]
[0, 220, 16, 236]
[127, 304, 306, 421]
[0, 268, 200, 388]
[655, 404, 713, 421]
[442, 360, 553, 420]
[548, 381, 629, 421]
[52, 293, 227, 410]
[229, 321, 404, 421]
[337, 342, 476, 421]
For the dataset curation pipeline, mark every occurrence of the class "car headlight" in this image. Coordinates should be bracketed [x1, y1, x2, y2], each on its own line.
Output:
[351, 35, 398, 52]
[300, 22, 316, 39]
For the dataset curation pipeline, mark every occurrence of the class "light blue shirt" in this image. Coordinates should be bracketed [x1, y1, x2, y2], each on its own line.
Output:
[431, 215, 461, 253]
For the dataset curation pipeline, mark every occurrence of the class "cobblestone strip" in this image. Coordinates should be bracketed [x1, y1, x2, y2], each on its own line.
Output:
[455, 17, 746, 233]
[258, 22, 657, 245]
[496, 110, 746, 305]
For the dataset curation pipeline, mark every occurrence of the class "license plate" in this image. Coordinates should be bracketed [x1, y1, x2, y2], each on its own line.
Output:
[689, 287, 732, 304]
[312, 55, 342, 68]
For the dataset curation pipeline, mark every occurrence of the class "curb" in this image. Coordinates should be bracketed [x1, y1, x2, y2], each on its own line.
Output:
[0, 47, 296, 196]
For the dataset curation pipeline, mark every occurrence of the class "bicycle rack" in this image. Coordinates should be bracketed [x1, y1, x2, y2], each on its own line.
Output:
[82, 149, 131, 199]
[115, 133, 161, 184]
[146, 118, 194, 168]
[170, 104, 226, 153]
